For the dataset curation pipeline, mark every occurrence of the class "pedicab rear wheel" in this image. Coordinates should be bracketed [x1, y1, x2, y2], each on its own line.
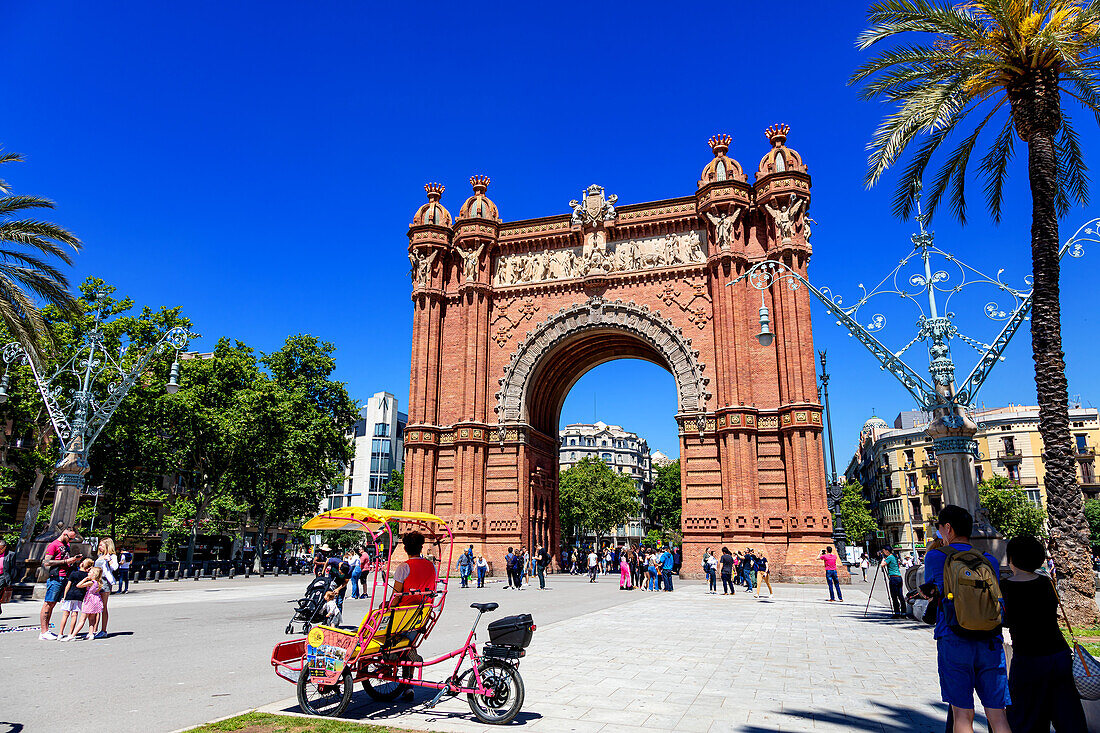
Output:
[361, 659, 410, 702]
[296, 666, 353, 717]
[467, 659, 524, 725]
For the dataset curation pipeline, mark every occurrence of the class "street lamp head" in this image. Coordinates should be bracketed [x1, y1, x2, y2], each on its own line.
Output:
[165, 359, 181, 395]
[0, 368, 10, 404]
[756, 293, 774, 347]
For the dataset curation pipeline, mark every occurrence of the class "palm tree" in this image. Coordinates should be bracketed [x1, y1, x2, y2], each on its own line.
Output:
[0, 150, 82, 362]
[852, 1, 1100, 625]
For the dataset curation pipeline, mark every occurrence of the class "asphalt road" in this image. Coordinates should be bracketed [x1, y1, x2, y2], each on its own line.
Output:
[0, 570, 647, 733]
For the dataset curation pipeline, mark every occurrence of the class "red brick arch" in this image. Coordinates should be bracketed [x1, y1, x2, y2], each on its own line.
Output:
[404, 133, 834, 580]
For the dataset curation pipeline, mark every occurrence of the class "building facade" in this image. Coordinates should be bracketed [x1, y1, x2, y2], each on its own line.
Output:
[323, 391, 407, 511]
[558, 421, 655, 542]
[844, 405, 1100, 556]
[403, 129, 833, 581]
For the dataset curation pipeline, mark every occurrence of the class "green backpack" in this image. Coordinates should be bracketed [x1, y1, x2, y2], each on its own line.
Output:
[942, 547, 1003, 635]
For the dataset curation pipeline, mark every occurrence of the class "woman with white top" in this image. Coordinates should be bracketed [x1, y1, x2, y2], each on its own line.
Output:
[93, 538, 119, 638]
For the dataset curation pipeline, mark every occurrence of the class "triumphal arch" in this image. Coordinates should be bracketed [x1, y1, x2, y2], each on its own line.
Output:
[403, 127, 832, 580]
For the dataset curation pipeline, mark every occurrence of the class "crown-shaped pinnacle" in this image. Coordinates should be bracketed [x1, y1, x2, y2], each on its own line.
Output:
[765, 124, 790, 147]
[424, 182, 446, 200]
[470, 175, 490, 194]
[708, 134, 732, 156]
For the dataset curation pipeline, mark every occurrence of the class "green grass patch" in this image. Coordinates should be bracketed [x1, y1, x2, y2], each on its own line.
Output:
[189, 711, 421, 733]
[1062, 628, 1100, 656]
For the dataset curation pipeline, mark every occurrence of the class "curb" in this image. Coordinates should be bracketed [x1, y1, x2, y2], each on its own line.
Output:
[168, 707, 257, 733]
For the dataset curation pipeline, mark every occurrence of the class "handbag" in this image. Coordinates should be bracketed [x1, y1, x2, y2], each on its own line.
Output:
[1054, 577, 1100, 700]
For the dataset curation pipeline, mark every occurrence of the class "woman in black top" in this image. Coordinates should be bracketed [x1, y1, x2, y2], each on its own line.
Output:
[1001, 535, 1086, 732]
[719, 547, 735, 595]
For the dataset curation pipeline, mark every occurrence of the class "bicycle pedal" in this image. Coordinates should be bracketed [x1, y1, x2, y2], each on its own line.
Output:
[424, 686, 450, 709]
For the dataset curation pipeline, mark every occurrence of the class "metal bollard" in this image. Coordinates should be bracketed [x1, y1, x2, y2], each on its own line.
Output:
[244, 565, 250, 578]
[212, 567, 219, 579]
[194, 566, 200, 580]
[154, 570, 161, 582]
[229, 567, 236, 579]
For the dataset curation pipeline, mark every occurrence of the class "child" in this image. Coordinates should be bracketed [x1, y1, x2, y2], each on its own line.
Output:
[59, 558, 93, 639]
[322, 589, 341, 627]
[70, 566, 104, 640]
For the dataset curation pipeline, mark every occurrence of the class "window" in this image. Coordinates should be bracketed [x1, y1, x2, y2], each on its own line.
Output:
[1007, 464, 1020, 481]
[371, 456, 391, 474]
[601, 452, 612, 463]
[349, 460, 355, 476]
[1025, 490, 1042, 508]
[374, 423, 389, 437]
[910, 498, 921, 519]
[928, 472, 938, 485]
[1083, 462, 1096, 484]
[907, 474, 917, 490]
[1076, 434, 1089, 451]
[905, 450, 915, 465]
[1003, 437, 1016, 455]
[328, 495, 344, 510]
[372, 439, 391, 455]
[601, 440, 607, 447]
[975, 465, 984, 483]
[571, 452, 576, 460]
[570, 438, 576, 446]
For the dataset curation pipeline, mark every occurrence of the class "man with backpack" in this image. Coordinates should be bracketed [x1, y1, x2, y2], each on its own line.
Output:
[879, 547, 905, 618]
[923, 505, 1010, 733]
[658, 546, 675, 592]
[457, 545, 472, 588]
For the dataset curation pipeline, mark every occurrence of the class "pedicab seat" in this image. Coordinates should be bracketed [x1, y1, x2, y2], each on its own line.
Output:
[470, 602, 498, 613]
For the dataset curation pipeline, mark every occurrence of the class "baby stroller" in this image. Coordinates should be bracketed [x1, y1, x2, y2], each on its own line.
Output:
[286, 575, 335, 635]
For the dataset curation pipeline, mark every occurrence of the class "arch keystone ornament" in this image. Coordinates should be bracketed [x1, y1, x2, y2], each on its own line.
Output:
[404, 128, 835, 582]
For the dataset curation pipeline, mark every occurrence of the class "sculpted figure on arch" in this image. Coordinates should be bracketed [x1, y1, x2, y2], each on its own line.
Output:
[763, 196, 806, 245]
[458, 243, 485, 282]
[704, 208, 741, 252]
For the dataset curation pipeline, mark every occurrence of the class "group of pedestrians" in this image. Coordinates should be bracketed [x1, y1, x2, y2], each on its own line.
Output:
[39, 529, 125, 641]
[500, 545, 551, 589]
[702, 547, 772, 597]
[913, 504, 1086, 732]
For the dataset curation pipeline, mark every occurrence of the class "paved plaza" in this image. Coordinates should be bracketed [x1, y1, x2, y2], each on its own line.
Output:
[1, 570, 959, 733]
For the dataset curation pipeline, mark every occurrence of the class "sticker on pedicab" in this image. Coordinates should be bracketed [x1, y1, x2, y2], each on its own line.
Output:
[306, 626, 357, 683]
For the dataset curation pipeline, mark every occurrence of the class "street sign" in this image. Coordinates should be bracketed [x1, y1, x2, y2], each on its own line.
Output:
[875, 530, 885, 538]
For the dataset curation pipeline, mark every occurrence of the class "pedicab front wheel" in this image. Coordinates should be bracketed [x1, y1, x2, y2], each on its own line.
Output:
[296, 666, 353, 717]
[467, 659, 524, 725]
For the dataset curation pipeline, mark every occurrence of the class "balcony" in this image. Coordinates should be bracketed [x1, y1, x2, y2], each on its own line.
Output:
[906, 486, 921, 497]
[997, 450, 1022, 462]
[902, 461, 917, 471]
[1076, 446, 1096, 459]
[1082, 482, 1100, 496]
[1009, 476, 1039, 488]
[922, 459, 939, 472]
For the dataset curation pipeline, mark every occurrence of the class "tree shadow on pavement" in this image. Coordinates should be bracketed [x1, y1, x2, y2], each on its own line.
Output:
[738, 700, 963, 733]
[0, 724, 25, 733]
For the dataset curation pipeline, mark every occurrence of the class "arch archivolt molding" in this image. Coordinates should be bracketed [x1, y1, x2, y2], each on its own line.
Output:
[494, 297, 710, 425]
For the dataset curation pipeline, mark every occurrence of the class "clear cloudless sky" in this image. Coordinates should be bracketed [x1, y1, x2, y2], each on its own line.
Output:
[4, 2, 1099, 466]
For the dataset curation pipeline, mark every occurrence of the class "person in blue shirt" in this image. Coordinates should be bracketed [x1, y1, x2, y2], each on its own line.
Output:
[658, 548, 675, 592]
[922, 505, 1010, 733]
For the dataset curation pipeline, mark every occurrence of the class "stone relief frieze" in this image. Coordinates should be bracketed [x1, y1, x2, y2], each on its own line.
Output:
[493, 230, 707, 287]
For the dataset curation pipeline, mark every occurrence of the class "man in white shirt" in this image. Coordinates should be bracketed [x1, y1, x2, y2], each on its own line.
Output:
[587, 549, 598, 583]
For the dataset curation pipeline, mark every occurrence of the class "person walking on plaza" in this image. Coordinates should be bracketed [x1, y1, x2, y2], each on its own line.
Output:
[587, 547, 598, 583]
[923, 505, 1009, 733]
[0, 538, 13, 616]
[646, 550, 658, 591]
[40, 527, 81, 640]
[117, 546, 132, 593]
[503, 547, 515, 589]
[457, 545, 472, 589]
[536, 545, 550, 590]
[879, 547, 905, 618]
[658, 546, 674, 592]
[619, 549, 632, 590]
[821, 546, 842, 602]
[859, 553, 869, 582]
[744, 549, 757, 594]
[349, 547, 363, 597]
[703, 549, 717, 593]
[1000, 535, 1086, 732]
[93, 538, 118, 638]
[754, 552, 773, 598]
[476, 554, 488, 588]
[719, 547, 735, 595]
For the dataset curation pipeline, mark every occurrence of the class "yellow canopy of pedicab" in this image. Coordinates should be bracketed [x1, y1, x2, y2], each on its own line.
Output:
[301, 506, 447, 531]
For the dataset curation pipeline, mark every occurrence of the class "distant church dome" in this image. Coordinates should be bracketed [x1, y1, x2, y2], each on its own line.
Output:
[862, 416, 888, 433]
[457, 176, 500, 222]
[412, 183, 452, 227]
[698, 134, 747, 188]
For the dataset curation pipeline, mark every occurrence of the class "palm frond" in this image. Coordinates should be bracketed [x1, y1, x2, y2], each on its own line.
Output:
[979, 116, 1017, 222]
[1055, 111, 1090, 215]
[0, 220, 81, 259]
[859, 0, 985, 50]
[0, 194, 58, 217]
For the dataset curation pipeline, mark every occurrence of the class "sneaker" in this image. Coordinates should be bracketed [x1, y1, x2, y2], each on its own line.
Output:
[93, 631, 107, 639]
[39, 632, 59, 640]
[60, 634, 75, 642]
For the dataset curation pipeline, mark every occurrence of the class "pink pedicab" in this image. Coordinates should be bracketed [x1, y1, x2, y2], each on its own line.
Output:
[271, 507, 535, 724]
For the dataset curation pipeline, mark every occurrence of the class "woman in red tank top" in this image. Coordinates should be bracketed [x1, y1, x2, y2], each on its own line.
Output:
[391, 531, 437, 607]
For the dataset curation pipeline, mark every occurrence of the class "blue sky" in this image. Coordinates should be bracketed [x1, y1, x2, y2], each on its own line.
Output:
[4, 2, 1099, 466]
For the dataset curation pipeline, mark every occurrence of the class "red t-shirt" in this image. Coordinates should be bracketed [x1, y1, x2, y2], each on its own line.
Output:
[821, 553, 838, 571]
[45, 539, 70, 580]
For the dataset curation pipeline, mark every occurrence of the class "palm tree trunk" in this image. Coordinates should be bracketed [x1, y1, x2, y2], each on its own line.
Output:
[1024, 122, 1099, 627]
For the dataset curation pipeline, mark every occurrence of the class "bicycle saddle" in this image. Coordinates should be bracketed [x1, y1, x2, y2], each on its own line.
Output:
[470, 602, 499, 613]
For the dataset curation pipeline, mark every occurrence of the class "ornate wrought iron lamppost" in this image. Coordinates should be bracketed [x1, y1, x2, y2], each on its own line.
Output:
[0, 294, 189, 558]
[730, 200, 1098, 539]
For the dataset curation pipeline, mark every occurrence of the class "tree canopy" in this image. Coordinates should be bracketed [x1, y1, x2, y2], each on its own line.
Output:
[649, 460, 681, 532]
[558, 457, 638, 544]
[836, 480, 879, 544]
[977, 475, 1047, 539]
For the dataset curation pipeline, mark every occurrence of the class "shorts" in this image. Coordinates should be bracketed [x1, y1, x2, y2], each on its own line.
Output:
[45, 578, 65, 603]
[937, 633, 1011, 710]
[60, 599, 82, 613]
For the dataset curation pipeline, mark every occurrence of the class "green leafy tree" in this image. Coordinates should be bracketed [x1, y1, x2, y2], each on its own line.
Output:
[836, 480, 879, 545]
[0, 150, 82, 362]
[382, 470, 404, 511]
[558, 457, 638, 547]
[851, 0, 1100, 625]
[1083, 498, 1100, 552]
[978, 475, 1048, 539]
[649, 460, 682, 531]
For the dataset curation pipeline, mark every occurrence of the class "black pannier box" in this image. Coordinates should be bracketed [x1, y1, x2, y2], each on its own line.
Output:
[487, 613, 535, 648]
